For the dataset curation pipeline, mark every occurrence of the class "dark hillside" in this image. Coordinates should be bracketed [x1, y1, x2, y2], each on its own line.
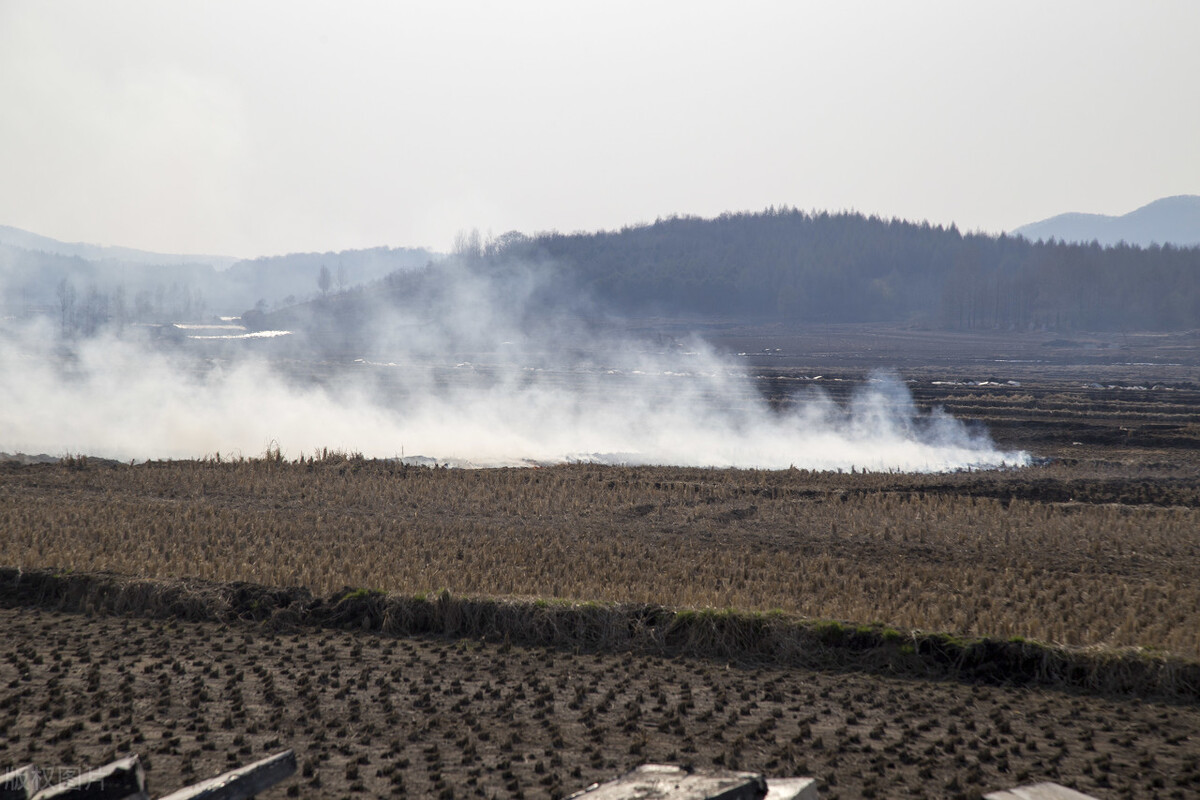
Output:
[255, 209, 1200, 338]
[489, 209, 1200, 330]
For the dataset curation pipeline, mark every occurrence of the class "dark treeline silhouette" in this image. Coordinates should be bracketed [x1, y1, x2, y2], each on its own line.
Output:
[450, 208, 1200, 331]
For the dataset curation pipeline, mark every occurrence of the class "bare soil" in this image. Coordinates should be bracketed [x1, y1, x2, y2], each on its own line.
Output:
[2, 607, 1198, 800]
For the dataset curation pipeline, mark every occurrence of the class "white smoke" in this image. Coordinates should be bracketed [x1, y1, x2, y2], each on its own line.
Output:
[0, 297, 1029, 471]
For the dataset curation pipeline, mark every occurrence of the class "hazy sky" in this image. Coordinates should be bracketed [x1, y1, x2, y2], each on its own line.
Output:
[2, 1, 1198, 258]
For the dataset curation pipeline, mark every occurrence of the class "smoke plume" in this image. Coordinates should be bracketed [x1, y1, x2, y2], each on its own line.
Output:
[1, 262, 1029, 471]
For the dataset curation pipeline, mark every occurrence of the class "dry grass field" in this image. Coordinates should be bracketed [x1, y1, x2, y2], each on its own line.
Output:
[1, 456, 1198, 658]
[2, 325, 1199, 798]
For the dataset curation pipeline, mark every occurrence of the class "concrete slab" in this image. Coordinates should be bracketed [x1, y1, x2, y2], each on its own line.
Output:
[0, 766, 40, 800]
[984, 782, 1099, 800]
[763, 776, 819, 800]
[30, 756, 147, 800]
[567, 764, 767, 800]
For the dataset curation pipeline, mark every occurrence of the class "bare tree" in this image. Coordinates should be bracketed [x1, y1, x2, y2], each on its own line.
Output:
[452, 228, 483, 261]
[56, 277, 75, 336]
[112, 284, 127, 334]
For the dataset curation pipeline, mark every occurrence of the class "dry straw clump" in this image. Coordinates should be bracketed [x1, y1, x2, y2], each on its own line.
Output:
[0, 456, 1198, 658]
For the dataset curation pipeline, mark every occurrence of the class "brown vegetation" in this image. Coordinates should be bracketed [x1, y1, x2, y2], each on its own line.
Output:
[2, 454, 1198, 659]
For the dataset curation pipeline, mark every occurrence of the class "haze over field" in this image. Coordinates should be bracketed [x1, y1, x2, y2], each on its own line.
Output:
[6, 1, 1196, 471]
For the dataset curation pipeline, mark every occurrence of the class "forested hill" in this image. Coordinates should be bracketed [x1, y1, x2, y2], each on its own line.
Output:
[470, 209, 1200, 331]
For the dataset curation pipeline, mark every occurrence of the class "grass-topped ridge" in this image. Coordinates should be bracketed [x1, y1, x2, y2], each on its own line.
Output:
[2, 567, 1195, 701]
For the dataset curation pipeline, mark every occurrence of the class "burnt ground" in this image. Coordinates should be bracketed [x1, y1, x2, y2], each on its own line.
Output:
[1, 607, 1198, 800]
[696, 323, 1200, 464]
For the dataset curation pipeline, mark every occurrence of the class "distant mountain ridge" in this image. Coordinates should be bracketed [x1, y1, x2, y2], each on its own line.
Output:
[0, 224, 240, 269]
[1013, 195, 1200, 248]
[7, 211, 1200, 334]
[0, 224, 437, 319]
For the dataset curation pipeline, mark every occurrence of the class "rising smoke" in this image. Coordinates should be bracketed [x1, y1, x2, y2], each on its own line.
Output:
[0, 259, 1029, 471]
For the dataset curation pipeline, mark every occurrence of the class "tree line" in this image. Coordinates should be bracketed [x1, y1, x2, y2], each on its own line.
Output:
[452, 208, 1200, 331]
[53, 277, 207, 337]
